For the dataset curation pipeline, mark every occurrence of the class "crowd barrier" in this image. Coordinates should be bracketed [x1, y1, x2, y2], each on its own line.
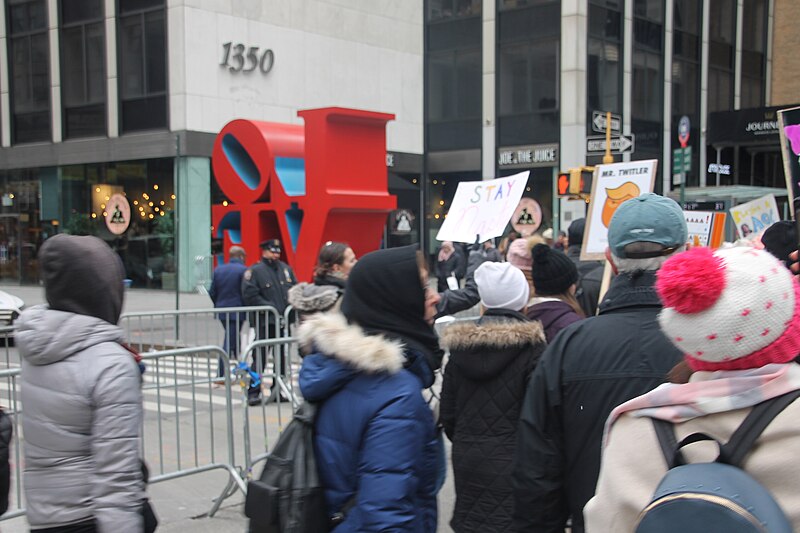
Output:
[120, 305, 285, 354]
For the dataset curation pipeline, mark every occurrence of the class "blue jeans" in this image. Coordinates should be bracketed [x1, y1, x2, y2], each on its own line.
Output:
[218, 312, 245, 377]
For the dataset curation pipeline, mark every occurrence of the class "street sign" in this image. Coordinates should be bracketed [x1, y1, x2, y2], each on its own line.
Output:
[678, 115, 691, 148]
[592, 111, 621, 134]
[672, 146, 692, 173]
[586, 134, 635, 155]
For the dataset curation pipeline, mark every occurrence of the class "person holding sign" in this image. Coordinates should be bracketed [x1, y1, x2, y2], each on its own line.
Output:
[513, 194, 687, 533]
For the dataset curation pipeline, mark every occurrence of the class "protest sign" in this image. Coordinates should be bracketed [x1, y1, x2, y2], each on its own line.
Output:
[684, 210, 727, 248]
[581, 160, 657, 260]
[436, 172, 528, 244]
[729, 194, 780, 240]
[778, 106, 800, 218]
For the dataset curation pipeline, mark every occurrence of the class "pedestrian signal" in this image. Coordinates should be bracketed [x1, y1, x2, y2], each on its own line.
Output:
[559, 167, 595, 196]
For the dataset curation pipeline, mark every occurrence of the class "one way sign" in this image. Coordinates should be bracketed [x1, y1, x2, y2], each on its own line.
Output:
[592, 111, 621, 134]
[586, 134, 635, 155]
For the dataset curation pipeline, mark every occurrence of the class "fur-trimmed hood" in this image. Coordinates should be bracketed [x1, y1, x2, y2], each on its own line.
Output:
[299, 313, 415, 403]
[441, 314, 545, 381]
[298, 313, 405, 373]
[288, 282, 340, 313]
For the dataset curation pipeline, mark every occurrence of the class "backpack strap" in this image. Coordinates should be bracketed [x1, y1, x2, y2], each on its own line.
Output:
[718, 389, 800, 467]
[651, 419, 684, 469]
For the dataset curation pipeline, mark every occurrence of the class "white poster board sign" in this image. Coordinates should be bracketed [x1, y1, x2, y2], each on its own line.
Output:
[581, 160, 658, 260]
[436, 172, 528, 244]
[684, 211, 714, 246]
[728, 194, 780, 240]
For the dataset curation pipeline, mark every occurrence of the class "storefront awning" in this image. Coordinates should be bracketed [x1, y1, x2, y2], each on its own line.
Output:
[667, 185, 788, 205]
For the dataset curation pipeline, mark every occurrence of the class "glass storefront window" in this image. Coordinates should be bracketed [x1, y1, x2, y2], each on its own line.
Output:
[58, 158, 176, 288]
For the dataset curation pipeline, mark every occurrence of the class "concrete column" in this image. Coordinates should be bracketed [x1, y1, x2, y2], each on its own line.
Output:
[48, 0, 61, 143]
[700, 0, 710, 188]
[765, 0, 774, 106]
[622, 0, 633, 163]
[105, 0, 119, 137]
[734, 0, 743, 109]
[663, 0, 674, 192]
[560, 0, 587, 169]
[176, 156, 211, 292]
[482, 0, 495, 180]
[0, 3, 10, 147]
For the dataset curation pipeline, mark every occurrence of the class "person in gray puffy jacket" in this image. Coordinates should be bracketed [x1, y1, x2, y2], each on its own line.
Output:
[16, 234, 145, 532]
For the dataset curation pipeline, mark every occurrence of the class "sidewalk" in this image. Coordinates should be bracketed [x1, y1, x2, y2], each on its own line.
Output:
[0, 284, 214, 314]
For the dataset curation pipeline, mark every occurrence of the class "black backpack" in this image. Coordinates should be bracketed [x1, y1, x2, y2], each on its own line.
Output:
[245, 402, 330, 533]
[635, 390, 800, 533]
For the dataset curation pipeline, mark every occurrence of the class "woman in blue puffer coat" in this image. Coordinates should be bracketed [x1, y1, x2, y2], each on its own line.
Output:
[298, 245, 443, 532]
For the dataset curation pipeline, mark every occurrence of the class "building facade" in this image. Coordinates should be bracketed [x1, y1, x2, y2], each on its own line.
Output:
[423, 0, 800, 249]
[0, 0, 424, 288]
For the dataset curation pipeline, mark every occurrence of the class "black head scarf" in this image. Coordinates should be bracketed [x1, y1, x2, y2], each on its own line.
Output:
[40, 234, 125, 324]
[341, 245, 443, 371]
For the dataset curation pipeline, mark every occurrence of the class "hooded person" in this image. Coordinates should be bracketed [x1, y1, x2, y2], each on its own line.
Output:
[527, 243, 584, 342]
[16, 234, 147, 532]
[439, 262, 546, 532]
[586, 246, 800, 530]
[297, 245, 441, 531]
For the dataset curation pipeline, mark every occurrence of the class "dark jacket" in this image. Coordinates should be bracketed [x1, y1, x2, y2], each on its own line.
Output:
[298, 313, 438, 532]
[436, 250, 466, 291]
[566, 246, 603, 317]
[512, 270, 683, 533]
[241, 258, 297, 322]
[526, 300, 583, 343]
[440, 309, 545, 532]
[0, 409, 10, 516]
[209, 257, 247, 308]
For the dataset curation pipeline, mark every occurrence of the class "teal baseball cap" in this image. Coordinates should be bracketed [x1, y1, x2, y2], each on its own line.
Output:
[607, 193, 688, 259]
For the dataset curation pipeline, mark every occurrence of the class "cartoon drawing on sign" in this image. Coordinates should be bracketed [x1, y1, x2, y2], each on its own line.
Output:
[601, 182, 641, 227]
[111, 204, 125, 224]
[517, 208, 534, 225]
[397, 212, 412, 232]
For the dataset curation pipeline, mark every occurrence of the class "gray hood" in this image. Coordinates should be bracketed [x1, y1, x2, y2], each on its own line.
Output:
[16, 305, 125, 366]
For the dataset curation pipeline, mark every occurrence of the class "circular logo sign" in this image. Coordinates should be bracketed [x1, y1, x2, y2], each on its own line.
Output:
[105, 194, 131, 235]
[511, 197, 543, 236]
[678, 115, 691, 147]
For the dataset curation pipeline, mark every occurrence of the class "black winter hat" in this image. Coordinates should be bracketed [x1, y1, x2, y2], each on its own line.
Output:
[567, 218, 586, 247]
[761, 220, 797, 268]
[39, 234, 125, 324]
[531, 244, 579, 296]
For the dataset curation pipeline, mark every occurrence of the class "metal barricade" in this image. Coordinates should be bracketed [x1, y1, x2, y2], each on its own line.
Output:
[139, 346, 246, 516]
[120, 305, 283, 354]
[236, 337, 301, 479]
[0, 345, 247, 523]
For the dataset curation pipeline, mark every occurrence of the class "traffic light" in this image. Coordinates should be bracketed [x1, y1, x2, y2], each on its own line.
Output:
[558, 167, 595, 197]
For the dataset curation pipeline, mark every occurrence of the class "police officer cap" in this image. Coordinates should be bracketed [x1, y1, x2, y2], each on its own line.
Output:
[259, 239, 282, 253]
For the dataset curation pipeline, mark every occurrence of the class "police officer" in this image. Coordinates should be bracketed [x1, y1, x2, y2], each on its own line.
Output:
[241, 238, 297, 404]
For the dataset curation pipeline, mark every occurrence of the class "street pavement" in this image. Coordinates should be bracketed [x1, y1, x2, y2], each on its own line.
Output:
[0, 284, 458, 532]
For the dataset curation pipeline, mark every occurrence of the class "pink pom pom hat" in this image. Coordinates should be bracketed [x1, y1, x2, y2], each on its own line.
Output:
[655, 246, 800, 371]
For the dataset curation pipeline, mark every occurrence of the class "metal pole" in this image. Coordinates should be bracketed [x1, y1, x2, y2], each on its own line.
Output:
[603, 111, 614, 165]
[175, 135, 181, 312]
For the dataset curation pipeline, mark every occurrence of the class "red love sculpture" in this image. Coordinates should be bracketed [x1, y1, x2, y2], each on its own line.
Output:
[211, 107, 398, 281]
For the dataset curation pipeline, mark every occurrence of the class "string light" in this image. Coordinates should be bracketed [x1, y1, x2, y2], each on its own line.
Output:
[432, 180, 438, 185]
[159, 211, 165, 216]
[170, 194, 176, 200]
[160, 201, 165, 206]
[100, 204, 105, 209]
[149, 214, 154, 219]
[153, 184, 159, 190]
[438, 200, 444, 206]
[133, 200, 138, 205]
[434, 214, 440, 219]
[91, 213, 97, 219]
[154, 207, 159, 212]
[95, 187, 100, 193]
[148, 202, 154, 207]
[8, 194, 14, 199]
[102, 212, 107, 217]
[222, 200, 229, 207]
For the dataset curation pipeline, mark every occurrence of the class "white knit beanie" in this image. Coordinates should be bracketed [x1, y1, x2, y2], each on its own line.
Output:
[656, 246, 800, 371]
[474, 262, 530, 312]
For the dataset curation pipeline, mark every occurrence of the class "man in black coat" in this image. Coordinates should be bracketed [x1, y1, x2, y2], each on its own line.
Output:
[512, 194, 688, 533]
[241, 239, 297, 404]
[565, 218, 604, 316]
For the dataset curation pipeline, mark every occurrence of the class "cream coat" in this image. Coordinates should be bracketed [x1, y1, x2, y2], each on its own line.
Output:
[584, 398, 800, 531]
